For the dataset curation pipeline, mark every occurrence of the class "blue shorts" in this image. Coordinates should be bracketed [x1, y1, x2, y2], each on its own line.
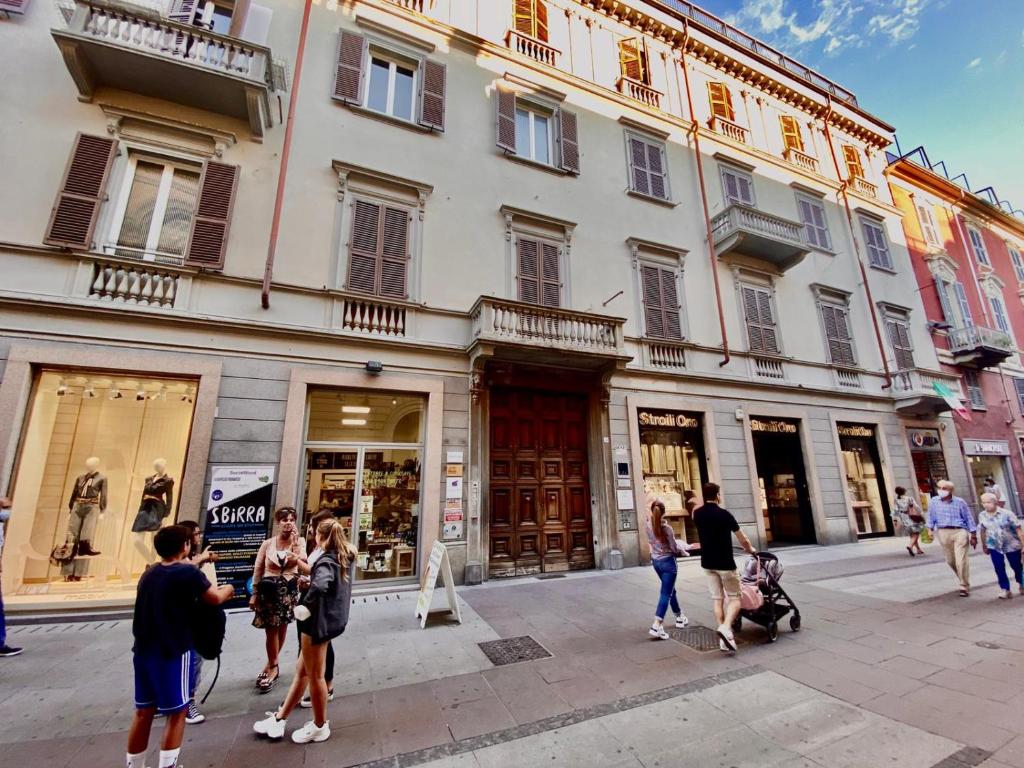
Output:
[134, 649, 195, 714]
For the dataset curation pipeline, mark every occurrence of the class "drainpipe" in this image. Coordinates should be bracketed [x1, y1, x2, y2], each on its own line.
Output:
[950, 190, 992, 326]
[679, 21, 730, 367]
[821, 97, 893, 389]
[261, 0, 314, 309]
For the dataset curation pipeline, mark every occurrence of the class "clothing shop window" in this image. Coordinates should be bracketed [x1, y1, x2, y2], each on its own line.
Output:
[779, 115, 803, 152]
[740, 282, 779, 355]
[842, 145, 864, 179]
[837, 424, 891, 538]
[639, 262, 682, 340]
[618, 37, 650, 85]
[637, 409, 708, 544]
[964, 371, 985, 410]
[708, 82, 735, 122]
[721, 165, 755, 207]
[860, 217, 893, 270]
[346, 198, 411, 299]
[966, 225, 990, 266]
[302, 388, 424, 581]
[796, 193, 831, 250]
[916, 202, 940, 248]
[626, 132, 669, 201]
[2, 370, 198, 607]
[1009, 246, 1024, 283]
[513, 0, 549, 42]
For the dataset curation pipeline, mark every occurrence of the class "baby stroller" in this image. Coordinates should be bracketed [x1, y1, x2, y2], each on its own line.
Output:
[733, 551, 801, 643]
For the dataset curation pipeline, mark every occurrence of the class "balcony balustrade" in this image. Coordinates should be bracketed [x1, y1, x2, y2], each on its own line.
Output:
[709, 115, 748, 144]
[711, 204, 811, 271]
[783, 147, 819, 173]
[644, 339, 687, 370]
[616, 76, 661, 109]
[947, 325, 1014, 368]
[505, 29, 559, 67]
[892, 368, 962, 416]
[848, 176, 877, 198]
[52, 0, 273, 138]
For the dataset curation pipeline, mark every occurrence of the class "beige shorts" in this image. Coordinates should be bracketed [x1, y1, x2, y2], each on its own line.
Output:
[704, 568, 741, 599]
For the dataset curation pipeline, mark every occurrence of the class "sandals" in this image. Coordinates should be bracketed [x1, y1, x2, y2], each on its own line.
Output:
[256, 665, 280, 694]
[906, 547, 915, 557]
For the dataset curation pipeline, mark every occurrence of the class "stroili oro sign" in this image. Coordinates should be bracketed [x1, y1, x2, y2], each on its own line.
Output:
[837, 423, 875, 438]
[202, 465, 275, 607]
[638, 410, 700, 429]
[750, 418, 798, 434]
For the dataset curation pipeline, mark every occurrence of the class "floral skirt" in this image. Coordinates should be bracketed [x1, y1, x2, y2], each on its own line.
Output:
[252, 577, 297, 629]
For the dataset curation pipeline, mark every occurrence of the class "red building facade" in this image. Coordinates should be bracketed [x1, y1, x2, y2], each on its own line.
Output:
[888, 150, 1024, 511]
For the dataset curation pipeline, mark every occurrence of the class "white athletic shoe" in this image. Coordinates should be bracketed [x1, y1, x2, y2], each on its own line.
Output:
[291, 720, 331, 744]
[300, 689, 335, 708]
[648, 624, 670, 640]
[674, 614, 689, 629]
[716, 624, 737, 653]
[253, 712, 286, 739]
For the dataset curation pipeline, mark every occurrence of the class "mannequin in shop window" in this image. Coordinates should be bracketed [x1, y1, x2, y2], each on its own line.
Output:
[132, 459, 175, 563]
[62, 456, 108, 582]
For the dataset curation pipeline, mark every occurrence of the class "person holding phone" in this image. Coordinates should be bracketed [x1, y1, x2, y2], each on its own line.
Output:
[250, 507, 307, 693]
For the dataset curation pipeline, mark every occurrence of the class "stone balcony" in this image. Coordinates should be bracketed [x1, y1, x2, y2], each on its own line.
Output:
[711, 204, 811, 272]
[783, 147, 819, 173]
[892, 368, 962, 416]
[947, 325, 1014, 369]
[505, 29, 559, 67]
[52, 0, 273, 138]
[616, 76, 661, 109]
[848, 176, 878, 198]
[470, 296, 628, 369]
[709, 116, 748, 144]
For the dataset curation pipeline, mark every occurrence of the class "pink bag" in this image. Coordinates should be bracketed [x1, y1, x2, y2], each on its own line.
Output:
[739, 559, 764, 610]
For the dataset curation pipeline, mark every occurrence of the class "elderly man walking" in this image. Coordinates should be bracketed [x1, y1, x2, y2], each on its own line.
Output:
[927, 480, 977, 597]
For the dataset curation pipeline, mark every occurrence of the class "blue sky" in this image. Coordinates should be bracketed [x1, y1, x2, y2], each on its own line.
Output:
[691, 0, 1024, 213]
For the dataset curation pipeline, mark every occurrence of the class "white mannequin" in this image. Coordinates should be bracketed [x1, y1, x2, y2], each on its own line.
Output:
[132, 458, 169, 563]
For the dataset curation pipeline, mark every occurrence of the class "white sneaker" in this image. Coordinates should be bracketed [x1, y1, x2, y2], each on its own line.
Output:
[300, 689, 335, 708]
[253, 712, 286, 739]
[716, 624, 737, 653]
[675, 614, 689, 629]
[291, 720, 331, 744]
[999, 589, 1012, 600]
[648, 624, 670, 640]
[719, 639, 730, 652]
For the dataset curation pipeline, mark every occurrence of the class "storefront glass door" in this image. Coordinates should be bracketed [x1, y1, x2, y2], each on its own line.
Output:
[838, 425, 892, 538]
[751, 418, 816, 545]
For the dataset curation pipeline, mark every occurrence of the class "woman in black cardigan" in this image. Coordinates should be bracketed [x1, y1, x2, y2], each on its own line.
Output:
[253, 518, 356, 744]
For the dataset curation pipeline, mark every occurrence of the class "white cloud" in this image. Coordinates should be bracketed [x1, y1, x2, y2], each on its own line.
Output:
[966, 57, 982, 69]
[868, 0, 931, 43]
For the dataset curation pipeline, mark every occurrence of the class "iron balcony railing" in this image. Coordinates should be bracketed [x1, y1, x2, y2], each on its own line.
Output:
[947, 325, 1014, 355]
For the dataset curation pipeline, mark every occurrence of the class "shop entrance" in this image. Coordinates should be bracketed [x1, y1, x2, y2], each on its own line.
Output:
[751, 418, 816, 545]
[964, 439, 1016, 513]
[907, 428, 947, 511]
[838, 424, 892, 537]
[488, 387, 594, 577]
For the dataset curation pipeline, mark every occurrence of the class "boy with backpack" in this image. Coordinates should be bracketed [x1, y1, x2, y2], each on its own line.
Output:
[127, 525, 233, 768]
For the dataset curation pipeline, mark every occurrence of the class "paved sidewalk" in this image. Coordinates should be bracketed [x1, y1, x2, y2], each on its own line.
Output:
[4, 538, 1023, 767]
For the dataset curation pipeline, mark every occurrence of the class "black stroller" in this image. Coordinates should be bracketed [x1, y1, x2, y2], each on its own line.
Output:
[732, 551, 801, 643]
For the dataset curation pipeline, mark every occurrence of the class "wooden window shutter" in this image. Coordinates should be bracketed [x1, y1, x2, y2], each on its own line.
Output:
[953, 282, 973, 326]
[44, 133, 118, 249]
[1013, 378, 1024, 414]
[167, 0, 198, 24]
[646, 143, 667, 200]
[557, 109, 580, 174]
[842, 145, 863, 179]
[227, 0, 251, 38]
[887, 320, 915, 370]
[965, 372, 984, 409]
[742, 286, 763, 352]
[379, 205, 410, 298]
[0, 0, 31, 13]
[780, 116, 803, 152]
[496, 88, 517, 153]
[619, 38, 644, 82]
[514, 0, 534, 35]
[641, 265, 664, 338]
[535, 0, 549, 42]
[184, 160, 239, 270]
[517, 237, 540, 304]
[348, 199, 381, 294]
[629, 137, 650, 195]
[418, 59, 446, 132]
[935, 281, 956, 326]
[821, 304, 854, 366]
[333, 30, 366, 104]
[756, 289, 779, 353]
[660, 269, 682, 339]
[540, 242, 560, 307]
[708, 82, 734, 121]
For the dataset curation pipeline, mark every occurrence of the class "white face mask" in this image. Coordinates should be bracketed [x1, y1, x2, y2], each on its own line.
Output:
[938, 489, 952, 499]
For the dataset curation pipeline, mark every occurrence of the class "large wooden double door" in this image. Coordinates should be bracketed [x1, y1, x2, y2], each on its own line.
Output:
[488, 387, 595, 577]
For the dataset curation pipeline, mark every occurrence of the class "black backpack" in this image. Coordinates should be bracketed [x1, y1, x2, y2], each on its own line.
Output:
[191, 599, 226, 661]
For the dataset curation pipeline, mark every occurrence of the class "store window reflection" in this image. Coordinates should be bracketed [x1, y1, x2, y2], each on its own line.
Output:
[637, 410, 708, 543]
[302, 389, 424, 581]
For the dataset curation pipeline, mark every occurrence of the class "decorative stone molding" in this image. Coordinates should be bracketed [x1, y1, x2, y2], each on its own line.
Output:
[100, 105, 237, 158]
[332, 160, 433, 215]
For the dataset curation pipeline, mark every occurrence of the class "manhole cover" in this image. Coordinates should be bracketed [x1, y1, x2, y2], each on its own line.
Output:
[478, 636, 552, 666]
[668, 625, 723, 652]
[975, 641, 1001, 650]
[536, 574, 566, 580]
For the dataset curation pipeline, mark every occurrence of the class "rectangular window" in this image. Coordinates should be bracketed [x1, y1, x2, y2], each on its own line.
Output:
[516, 235, 560, 307]
[916, 202, 940, 247]
[347, 198, 410, 298]
[366, 55, 417, 122]
[513, 0, 549, 42]
[967, 225, 990, 266]
[618, 37, 650, 85]
[108, 155, 201, 263]
[935, 280, 956, 326]
[964, 371, 985, 410]
[991, 295, 1011, 334]
[1010, 246, 1024, 282]
[627, 133, 669, 200]
[861, 218, 893, 270]
[842, 145, 864, 179]
[953, 282, 974, 327]
[741, 284, 779, 354]
[779, 115, 803, 152]
[796, 194, 831, 250]
[1014, 378, 1024, 414]
[514, 106, 552, 165]
[721, 165, 755, 207]
[640, 263, 682, 340]
[820, 302, 856, 366]
[708, 82, 735, 122]
[886, 318, 915, 370]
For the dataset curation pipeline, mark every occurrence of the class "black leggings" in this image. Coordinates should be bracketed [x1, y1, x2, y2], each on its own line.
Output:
[296, 622, 334, 685]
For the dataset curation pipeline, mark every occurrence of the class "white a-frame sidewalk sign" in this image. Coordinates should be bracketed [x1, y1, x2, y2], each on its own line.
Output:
[415, 540, 462, 628]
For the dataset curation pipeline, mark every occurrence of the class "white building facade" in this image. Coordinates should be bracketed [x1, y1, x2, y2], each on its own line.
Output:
[0, 0, 968, 610]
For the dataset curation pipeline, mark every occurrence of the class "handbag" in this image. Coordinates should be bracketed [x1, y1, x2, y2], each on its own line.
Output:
[49, 537, 77, 566]
[908, 512, 925, 523]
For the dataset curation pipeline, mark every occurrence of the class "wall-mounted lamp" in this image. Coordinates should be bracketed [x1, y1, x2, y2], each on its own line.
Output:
[365, 361, 384, 374]
[734, 407, 745, 421]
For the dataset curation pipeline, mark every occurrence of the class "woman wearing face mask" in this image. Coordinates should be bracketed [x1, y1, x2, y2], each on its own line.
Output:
[250, 507, 307, 693]
[978, 492, 1024, 600]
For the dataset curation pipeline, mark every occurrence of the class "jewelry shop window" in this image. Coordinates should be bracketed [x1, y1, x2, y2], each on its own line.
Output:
[302, 388, 424, 581]
[638, 409, 708, 544]
[2, 370, 198, 606]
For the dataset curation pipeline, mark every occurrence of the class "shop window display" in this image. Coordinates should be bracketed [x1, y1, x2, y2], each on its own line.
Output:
[637, 410, 708, 543]
[2, 371, 197, 604]
[301, 389, 424, 581]
[837, 424, 891, 537]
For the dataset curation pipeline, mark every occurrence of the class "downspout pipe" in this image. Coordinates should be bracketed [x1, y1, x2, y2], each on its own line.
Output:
[679, 21, 730, 367]
[821, 97, 893, 389]
[261, 0, 313, 309]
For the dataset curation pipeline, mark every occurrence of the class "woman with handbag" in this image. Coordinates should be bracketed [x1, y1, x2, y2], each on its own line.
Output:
[253, 518, 357, 744]
[892, 486, 926, 557]
[250, 507, 307, 693]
